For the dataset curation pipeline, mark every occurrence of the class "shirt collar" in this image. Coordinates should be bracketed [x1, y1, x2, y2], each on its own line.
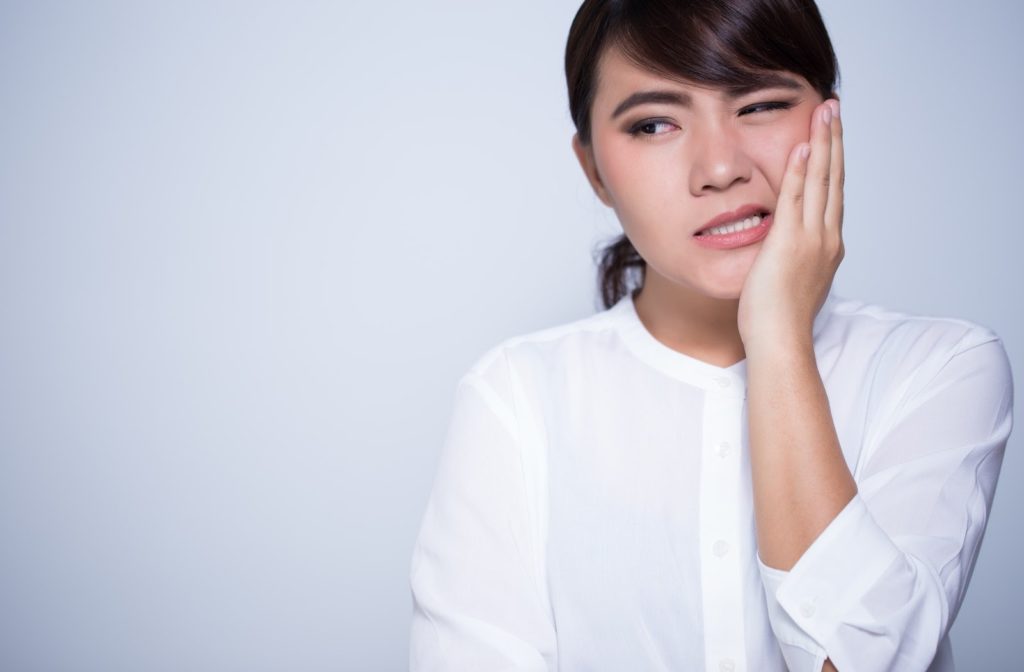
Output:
[610, 289, 837, 395]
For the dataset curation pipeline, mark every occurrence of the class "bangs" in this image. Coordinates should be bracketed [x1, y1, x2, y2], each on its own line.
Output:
[609, 0, 837, 98]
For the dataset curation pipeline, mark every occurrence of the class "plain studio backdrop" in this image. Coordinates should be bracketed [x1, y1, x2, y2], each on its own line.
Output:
[0, 1, 1020, 670]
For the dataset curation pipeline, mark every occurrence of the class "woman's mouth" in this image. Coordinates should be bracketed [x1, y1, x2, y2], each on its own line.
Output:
[695, 212, 769, 237]
[693, 211, 773, 249]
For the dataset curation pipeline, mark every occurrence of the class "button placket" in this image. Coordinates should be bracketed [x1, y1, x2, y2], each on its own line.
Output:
[699, 390, 748, 672]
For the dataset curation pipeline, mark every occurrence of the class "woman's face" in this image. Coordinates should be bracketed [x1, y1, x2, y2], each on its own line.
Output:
[573, 45, 827, 300]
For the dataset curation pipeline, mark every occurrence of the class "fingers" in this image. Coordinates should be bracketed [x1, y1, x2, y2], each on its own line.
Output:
[775, 140, 811, 229]
[824, 99, 844, 235]
[802, 102, 833, 232]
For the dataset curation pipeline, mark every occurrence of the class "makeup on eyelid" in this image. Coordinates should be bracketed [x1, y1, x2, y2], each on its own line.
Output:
[626, 100, 796, 138]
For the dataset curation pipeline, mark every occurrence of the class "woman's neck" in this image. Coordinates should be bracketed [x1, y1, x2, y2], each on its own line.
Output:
[632, 273, 746, 368]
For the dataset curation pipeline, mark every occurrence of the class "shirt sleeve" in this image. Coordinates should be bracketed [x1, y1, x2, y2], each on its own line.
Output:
[409, 364, 557, 671]
[756, 331, 1014, 672]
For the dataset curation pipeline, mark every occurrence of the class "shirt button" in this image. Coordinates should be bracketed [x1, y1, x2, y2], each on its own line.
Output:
[715, 376, 732, 389]
[712, 540, 730, 558]
[715, 441, 731, 458]
[800, 600, 817, 618]
[719, 658, 736, 672]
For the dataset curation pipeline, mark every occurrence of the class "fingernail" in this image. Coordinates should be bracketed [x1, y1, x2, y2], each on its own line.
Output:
[828, 99, 840, 117]
[800, 144, 811, 160]
[822, 105, 832, 125]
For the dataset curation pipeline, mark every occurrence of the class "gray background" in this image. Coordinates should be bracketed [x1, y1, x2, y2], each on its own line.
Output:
[0, 1, 1020, 670]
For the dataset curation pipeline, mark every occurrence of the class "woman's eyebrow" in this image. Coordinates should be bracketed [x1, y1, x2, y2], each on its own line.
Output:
[611, 90, 691, 120]
[610, 74, 804, 120]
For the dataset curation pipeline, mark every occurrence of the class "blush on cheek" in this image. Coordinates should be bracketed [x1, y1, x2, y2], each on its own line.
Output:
[753, 136, 804, 192]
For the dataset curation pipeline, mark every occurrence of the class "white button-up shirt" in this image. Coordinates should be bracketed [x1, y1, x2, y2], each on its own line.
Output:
[409, 290, 1013, 671]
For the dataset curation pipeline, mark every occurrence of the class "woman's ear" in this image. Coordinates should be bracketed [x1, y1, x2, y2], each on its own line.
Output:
[572, 133, 614, 207]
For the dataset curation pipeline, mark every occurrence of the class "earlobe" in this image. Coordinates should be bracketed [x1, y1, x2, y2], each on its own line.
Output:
[571, 133, 613, 207]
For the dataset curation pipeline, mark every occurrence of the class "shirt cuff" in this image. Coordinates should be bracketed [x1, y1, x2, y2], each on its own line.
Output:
[757, 494, 902, 663]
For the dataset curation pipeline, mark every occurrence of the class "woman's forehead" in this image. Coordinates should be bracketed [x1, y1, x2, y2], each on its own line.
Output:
[594, 46, 669, 93]
[593, 44, 812, 112]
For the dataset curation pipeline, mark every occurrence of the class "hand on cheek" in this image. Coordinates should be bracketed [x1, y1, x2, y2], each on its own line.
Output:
[737, 98, 845, 353]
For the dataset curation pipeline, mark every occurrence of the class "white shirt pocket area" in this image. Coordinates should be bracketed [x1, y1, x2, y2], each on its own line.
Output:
[757, 331, 1014, 672]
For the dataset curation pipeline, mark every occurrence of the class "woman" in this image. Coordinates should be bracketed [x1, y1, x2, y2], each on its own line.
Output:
[409, 1, 1014, 670]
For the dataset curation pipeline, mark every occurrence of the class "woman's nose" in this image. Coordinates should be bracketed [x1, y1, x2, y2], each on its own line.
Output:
[687, 124, 752, 195]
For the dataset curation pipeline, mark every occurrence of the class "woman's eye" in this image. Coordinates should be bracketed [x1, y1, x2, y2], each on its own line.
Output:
[739, 101, 794, 116]
[627, 119, 677, 138]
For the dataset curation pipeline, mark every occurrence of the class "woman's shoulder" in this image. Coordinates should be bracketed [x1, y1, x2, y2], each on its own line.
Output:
[459, 301, 628, 389]
[823, 293, 1011, 399]
[825, 292, 1004, 355]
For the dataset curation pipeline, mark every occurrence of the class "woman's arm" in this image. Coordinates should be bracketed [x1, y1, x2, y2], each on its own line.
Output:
[409, 349, 557, 671]
[744, 339, 854, 672]
[738, 99, 1013, 671]
[747, 328, 1012, 672]
[740, 97, 854, 577]
[746, 338, 853, 672]
[746, 338, 856, 572]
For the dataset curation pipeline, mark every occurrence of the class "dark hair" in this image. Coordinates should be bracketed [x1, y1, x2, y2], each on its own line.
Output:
[565, 0, 840, 309]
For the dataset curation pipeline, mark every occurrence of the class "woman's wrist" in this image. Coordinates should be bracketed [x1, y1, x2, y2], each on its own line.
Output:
[742, 328, 816, 363]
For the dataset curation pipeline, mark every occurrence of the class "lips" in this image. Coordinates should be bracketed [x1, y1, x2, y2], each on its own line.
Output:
[694, 204, 772, 236]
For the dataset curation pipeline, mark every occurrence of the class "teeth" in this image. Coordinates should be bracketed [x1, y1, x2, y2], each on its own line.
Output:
[702, 215, 763, 236]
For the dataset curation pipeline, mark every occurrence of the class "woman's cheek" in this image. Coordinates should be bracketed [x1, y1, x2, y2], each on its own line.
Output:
[752, 135, 802, 193]
[599, 152, 656, 212]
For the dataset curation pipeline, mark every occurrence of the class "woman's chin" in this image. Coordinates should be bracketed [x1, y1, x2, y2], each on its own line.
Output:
[702, 262, 754, 300]
[695, 272, 748, 301]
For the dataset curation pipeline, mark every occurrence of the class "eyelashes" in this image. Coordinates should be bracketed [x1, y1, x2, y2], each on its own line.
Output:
[627, 119, 676, 137]
[738, 100, 795, 116]
[626, 100, 797, 138]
